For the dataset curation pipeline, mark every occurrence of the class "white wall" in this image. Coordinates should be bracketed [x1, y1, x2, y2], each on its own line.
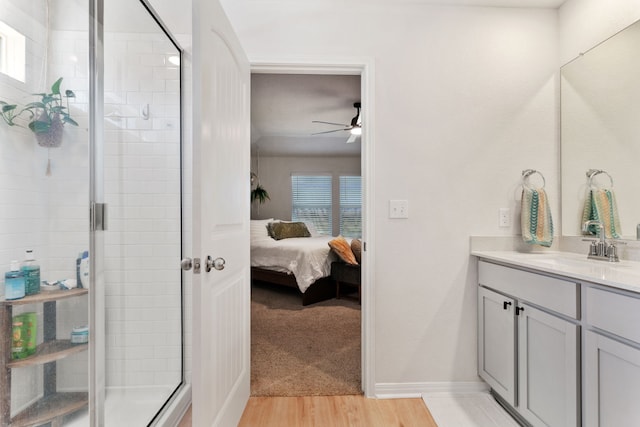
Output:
[559, 0, 640, 65]
[251, 155, 361, 230]
[221, 1, 559, 391]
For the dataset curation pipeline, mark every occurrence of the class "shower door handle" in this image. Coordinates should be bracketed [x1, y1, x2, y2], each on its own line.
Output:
[181, 257, 201, 273]
[181, 258, 193, 271]
[206, 256, 225, 272]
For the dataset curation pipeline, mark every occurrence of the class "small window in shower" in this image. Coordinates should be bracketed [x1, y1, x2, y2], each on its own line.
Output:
[0, 20, 26, 82]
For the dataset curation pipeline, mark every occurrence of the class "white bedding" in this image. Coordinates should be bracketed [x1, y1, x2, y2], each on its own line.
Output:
[250, 235, 338, 293]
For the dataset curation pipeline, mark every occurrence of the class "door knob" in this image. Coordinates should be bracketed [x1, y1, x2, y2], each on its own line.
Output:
[180, 258, 193, 271]
[206, 256, 225, 272]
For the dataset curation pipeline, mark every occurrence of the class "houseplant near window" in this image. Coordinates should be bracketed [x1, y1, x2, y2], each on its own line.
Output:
[0, 77, 78, 147]
[251, 184, 270, 204]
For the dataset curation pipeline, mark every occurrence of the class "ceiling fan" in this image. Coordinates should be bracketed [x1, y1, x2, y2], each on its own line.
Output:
[312, 102, 362, 143]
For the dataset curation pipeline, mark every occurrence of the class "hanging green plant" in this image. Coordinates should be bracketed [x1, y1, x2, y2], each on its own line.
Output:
[251, 184, 270, 204]
[0, 77, 78, 147]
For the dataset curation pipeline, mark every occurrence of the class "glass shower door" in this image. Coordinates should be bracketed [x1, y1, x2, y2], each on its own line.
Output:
[100, 0, 184, 425]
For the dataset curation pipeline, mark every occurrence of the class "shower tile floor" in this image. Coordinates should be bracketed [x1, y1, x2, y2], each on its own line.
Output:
[63, 386, 174, 426]
[422, 392, 520, 427]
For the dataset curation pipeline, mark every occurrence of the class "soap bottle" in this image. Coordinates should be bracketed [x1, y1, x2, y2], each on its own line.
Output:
[79, 251, 89, 289]
[5, 260, 25, 300]
[22, 250, 40, 296]
[76, 252, 82, 285]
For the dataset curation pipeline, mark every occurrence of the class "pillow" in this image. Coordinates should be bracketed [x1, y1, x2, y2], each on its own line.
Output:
[250, 219, 274, 240]
[328, 236, 358, 265]
[350, 238, 362, 264]
[269, 222, 311, 240]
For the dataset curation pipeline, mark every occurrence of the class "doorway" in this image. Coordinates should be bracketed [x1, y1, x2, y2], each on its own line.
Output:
[249, 61, 375, 397]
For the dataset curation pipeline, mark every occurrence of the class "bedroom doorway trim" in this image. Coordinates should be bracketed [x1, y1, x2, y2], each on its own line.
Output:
[251, 57, 376, 398]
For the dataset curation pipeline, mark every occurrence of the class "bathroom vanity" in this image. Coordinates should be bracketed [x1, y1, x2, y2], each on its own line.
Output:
[473, 251, 640, 427]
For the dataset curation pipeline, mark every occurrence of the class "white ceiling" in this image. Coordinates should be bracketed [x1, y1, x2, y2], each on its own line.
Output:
[251, 74, 362, 157]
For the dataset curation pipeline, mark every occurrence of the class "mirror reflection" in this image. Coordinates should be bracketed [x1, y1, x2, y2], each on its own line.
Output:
[561, 19, 640, 240]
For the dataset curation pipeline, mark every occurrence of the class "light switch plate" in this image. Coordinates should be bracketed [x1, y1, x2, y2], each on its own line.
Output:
[390, 200, 409, 219]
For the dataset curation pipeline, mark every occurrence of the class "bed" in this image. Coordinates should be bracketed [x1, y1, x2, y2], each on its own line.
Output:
[250, 219, 338, 305]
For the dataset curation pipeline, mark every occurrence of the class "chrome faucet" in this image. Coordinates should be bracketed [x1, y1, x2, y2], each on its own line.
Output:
[582, 220, 619, 262]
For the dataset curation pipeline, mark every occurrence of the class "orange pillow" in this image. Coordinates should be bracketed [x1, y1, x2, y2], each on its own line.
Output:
[328, 236, 358, 265]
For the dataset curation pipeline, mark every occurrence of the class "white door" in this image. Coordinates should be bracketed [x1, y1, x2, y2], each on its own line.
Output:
[191, 1, 251, 426]
[478, 286, 516, 406]
[517, 303, 578, 427]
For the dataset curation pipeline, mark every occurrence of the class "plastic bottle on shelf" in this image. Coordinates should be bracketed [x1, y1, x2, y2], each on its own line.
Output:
[21, 250, 40, 296]
[79, 251, 89, 289]
[4, 260, 25, 300]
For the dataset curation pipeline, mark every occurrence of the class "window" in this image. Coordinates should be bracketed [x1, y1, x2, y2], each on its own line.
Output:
[291, 175, 332, 235]
[0, 21, 26, 82]
[340, 175, 362, 237]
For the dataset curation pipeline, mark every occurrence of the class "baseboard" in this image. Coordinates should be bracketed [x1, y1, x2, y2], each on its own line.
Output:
[375, 381, 489, 399]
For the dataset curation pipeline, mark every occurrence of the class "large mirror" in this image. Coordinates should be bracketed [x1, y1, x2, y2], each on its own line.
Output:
[561, 19, 640, 240]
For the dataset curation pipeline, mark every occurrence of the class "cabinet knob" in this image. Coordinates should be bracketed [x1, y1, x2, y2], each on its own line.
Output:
[503, 301, 512, 310]
[516, 306, 525, 315]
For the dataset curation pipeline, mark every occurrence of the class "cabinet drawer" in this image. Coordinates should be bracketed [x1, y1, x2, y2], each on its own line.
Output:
[479, 261, 579, 319]
[586, 286, 640, 344]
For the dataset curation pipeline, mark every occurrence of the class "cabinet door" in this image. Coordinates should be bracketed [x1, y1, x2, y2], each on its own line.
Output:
[518, 303, 578, 427]
[478, 286, 516, 406]
[585, 331, 640, 427]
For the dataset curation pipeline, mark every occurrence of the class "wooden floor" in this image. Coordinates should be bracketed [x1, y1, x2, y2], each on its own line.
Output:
[179, 395, 438, 427]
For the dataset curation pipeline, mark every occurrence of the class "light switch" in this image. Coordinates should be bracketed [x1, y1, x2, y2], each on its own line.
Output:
[389, 200, 409, 219]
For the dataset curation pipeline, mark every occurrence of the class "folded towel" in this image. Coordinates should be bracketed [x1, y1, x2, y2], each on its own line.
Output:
[582, 188, 621, 239]
[521, 187, 554, 247]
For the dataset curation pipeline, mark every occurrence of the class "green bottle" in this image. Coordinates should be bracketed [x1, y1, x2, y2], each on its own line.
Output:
[22, 250, 40, 296]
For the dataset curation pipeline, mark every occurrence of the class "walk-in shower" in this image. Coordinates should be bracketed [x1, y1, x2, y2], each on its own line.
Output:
[0, 0, 185, 425]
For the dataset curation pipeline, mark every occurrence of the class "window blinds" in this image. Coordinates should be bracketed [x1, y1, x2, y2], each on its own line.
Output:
[291, 175, 332, 235]
[339, 175, 362, 238]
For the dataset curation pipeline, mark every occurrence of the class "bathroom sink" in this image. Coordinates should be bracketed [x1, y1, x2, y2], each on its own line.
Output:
[473, 249, 640, 293]
[503, 252, 636, 272]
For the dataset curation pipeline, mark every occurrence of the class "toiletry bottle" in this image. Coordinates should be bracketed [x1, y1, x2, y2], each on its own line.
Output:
[11, 317, 25, 360]
[76, 252, 82, 285]
[21, 312, 37, 356]
[22, 250, 40, 296]
[5, 260, 25, 300]
[79, 251, 89, 289]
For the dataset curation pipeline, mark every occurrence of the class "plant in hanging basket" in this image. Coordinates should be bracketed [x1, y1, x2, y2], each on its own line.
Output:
[0, 77, 78, 147]
[251, 184, 270, 204]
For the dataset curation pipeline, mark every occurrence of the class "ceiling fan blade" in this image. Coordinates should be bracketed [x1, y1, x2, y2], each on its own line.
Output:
[312, 120, 350, 127]
[312, 128, 351, 135]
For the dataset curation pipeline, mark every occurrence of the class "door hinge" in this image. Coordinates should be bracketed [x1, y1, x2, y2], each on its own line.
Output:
[91, 203, 108, 231]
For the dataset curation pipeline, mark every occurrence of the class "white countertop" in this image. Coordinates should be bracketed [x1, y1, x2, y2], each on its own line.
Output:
[471, 250, 640, 294]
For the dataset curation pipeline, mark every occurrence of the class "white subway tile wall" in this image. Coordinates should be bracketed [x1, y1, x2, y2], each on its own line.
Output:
[101, 30, 181, 388]
[0, 6, 57, 414]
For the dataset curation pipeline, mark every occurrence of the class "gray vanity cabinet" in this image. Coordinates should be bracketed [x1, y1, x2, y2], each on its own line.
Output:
[517, 303, 578, 427]
[478, 286, 516, 405]
[477, 261, 579, 427]
[584, 286, 640, 427]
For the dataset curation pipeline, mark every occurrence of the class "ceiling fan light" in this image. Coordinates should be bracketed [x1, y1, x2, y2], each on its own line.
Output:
[350, 126, 362, 136]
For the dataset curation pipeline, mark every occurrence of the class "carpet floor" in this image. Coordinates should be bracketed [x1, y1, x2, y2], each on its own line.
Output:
[251, 282, 362, 397]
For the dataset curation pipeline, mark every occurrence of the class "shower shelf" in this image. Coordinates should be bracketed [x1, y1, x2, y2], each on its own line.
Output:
[7, 340, 88, 368]
[9, 392, 88, 427]
[1, 287, 89, 426]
